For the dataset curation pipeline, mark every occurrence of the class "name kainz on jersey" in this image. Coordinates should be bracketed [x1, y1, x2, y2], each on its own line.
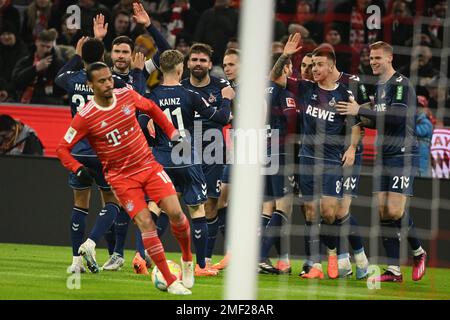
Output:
[159, 98, 181, 106]
[74, 83, 93, 93]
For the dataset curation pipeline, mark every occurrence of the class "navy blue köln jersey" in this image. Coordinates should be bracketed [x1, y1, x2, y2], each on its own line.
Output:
[141, 84, 231, 167]
[288, 78, 357, 163]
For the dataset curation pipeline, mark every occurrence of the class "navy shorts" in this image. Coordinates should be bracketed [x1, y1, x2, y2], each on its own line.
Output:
[373, 154, 419, 196]
[298, 156, 343, 201]
[221, 164, 231, 184]
[202, 163, 224, 198]
[264, 173, 293, 201]
[342, 152, 362, 197]
[68, 155, 110, 191]
[165, 164, 207, 206]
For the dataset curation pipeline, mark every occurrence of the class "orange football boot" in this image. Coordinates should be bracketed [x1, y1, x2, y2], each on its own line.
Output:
[132, 252, 149, 275]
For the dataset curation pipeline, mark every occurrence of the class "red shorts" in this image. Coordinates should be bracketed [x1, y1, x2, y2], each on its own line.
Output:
[110, 164, 176, 218]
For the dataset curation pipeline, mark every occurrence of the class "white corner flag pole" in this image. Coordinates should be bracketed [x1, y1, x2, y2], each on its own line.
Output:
[224, 0, 274, 300]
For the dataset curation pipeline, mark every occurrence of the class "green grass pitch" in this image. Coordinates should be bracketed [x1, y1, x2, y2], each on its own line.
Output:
[0, 243, 449, 300]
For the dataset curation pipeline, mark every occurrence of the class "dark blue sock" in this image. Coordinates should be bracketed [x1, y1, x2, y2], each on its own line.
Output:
[89, 202, 120, 244]
[192, 217, 208, 268]
[217, 207, 227, 237]
[104, 224, 116, 256]
[381, 219, 400, 266]
[305, 220, 320, 263]
[113, 208, 130, 257]
[348, 214, 364, 252]
[206, 215, 220, 259]
[156, 211, 169, 238]
[395, 211, 422, 251]
[320, 220, 337, 250]
[71, 207, 88, 256]
[261, 210, 288, 261]
[135, 228, 146, 258]
[261, 214, 271, 228]
[304, 221, 312, 261]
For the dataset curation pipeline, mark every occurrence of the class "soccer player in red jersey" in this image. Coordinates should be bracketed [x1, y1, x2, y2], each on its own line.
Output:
[57, 62, 194, 295]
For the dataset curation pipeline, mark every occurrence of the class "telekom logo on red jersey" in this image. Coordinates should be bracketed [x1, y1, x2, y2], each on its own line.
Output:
[106, 129, 122, 146]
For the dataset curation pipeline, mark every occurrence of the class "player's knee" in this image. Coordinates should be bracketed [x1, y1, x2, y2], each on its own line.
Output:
[320, 204, 337, 224]
[134, 210, 156, 231]
[385, 205, 403, 220]
[303, 205, 318, 222]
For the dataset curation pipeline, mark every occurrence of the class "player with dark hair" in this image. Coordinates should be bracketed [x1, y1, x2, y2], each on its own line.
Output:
[55, 36, 129, 274]
[205, 48, 240, 271]
[139, 49, 234, 276]
[258, 53, 298, 274]
[281, 34, 360, 279]
[336, 41, 427, 282]
[180, 43, 233, 275]
[57, 63, 194, 295]
[300, 53, 313, 81]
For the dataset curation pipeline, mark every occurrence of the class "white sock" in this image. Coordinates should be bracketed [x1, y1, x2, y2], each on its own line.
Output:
[387, 265, 401, 275]
[338, 256, 352, 270]
[205, 258, 211, 264]
[354, 250, 369, 268]
[72, 256, 83, 264]
[412, 246, 425, 257]
[312, 263, 323, 271]
[86, 238, 96, 248]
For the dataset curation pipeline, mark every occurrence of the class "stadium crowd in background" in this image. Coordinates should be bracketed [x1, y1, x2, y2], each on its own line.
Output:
[0, 0, 448, 125]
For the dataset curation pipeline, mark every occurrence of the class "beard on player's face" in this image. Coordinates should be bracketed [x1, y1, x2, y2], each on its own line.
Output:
[190, 66, 209, 80]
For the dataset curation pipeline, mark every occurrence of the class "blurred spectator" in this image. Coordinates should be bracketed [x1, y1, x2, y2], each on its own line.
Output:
[175, 31, 193, 79]
[324, 23, 358, 73]
[190, 0, 215, 13]
[288, 23, 310, 40]
[290, 0, 323, 43]
[77, 0, 112, 37]
[329, 0, 385, 52]
[167, 0, 200, 36]
[150, 14, 176, 48]
[0, 114, 44, 156]
[56, 13, 83, 47]
[0, 0, 21, 34]
[425, 0, 447, 43]
[112, 0, 134, 14]
[399, 43, 442, 95]
[416, 96, 434, 177]
[272, 41, 284, 55]
[21, 0, 59, 44]
[273, 14, 288, 42]
[226, 37, 239, 50]
[11, 29, 65, 105]
[104, 11, 132, 51]
[0, 21, 29, 101]
[382, 0, 414, 47]
[357, 45, 376, 95]
[194, 0, 239, 65]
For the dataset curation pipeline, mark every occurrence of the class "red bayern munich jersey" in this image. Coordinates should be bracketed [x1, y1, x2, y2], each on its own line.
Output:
[57, 87, 177, 182]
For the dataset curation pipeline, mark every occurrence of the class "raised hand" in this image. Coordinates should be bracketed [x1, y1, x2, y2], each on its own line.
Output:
[93, 14, 108, 40]
[283, 33, 302, 56]
[75, 36, 88, 57]
[131, 52, 146, 70]
[132, 2, 151, 28]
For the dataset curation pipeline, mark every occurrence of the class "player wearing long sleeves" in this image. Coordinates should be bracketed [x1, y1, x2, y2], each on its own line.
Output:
[139, 50, 234, 277]
[336, 41, 426, 282]
[57, 62, 194, 295]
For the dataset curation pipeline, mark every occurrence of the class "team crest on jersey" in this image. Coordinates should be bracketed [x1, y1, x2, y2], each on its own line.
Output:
[396, 76, 403, 82]
[208, 93, 217, 103]
[125, 200, 134, 212]
[329, 97, 336, 107]
[286, 98, 296, 108]
[122, 105, 132, 115]
[311, 94, 318, 100]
